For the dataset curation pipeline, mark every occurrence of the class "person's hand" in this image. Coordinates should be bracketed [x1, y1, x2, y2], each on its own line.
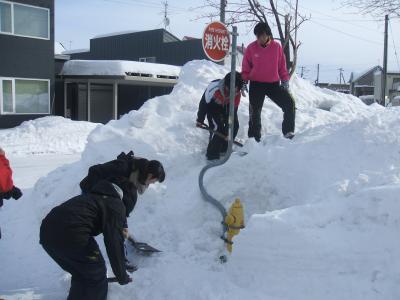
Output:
[11, 187, 22, 200]
[196, 121, 203, 128]
[281, 80, 290, 90]
[0, 148, 5, 156]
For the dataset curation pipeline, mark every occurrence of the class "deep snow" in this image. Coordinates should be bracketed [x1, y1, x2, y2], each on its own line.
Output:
[1, 60, 400, 300]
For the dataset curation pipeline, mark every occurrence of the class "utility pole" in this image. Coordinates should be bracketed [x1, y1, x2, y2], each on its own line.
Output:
[300, 66, 308, 79]
[315, 64, 320, 85]
[381, 14, 389, 106]
[162, 1, 170, 29]
[338, 68, 344, 85]
[220, 0, 227, 23]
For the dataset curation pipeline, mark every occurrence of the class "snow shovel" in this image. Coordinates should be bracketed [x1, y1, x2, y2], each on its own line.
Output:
[197, 122, 244, 147]
[127, 235, 161, 254]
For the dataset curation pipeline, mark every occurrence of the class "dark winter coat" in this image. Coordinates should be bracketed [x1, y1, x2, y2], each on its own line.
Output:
[80, 155, 139, 220]
[197, 79, 241, 126]
[40, 180, 129, 284]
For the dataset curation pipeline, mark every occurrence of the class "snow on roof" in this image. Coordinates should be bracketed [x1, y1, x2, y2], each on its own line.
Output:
[93, 30, 139, 39]
[62, 48, 90, 55]
[61, 60, 181, 77]
[354, 84, 374, 88]
[54, 42, 66, 55]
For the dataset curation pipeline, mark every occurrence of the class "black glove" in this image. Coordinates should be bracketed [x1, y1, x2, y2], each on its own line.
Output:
[0, 191, 12, 200]
[11, 186, 22, 200]
[119, 274, 133, 285]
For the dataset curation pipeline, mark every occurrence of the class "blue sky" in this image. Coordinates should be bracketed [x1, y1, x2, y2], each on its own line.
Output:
[55, 0, 400, 83]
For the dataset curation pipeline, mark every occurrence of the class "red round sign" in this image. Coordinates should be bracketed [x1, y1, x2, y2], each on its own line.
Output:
[202, 21, 231, 62]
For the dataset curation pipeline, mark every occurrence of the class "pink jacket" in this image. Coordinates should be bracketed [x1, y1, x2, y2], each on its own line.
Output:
[241, 40, 290, 83]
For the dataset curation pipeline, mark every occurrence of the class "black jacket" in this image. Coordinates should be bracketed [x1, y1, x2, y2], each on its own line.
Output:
[40, 180, 129, 283]
[80, 157, 138, 221]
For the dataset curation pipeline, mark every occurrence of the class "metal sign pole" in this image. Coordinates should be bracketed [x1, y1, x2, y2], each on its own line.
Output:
[228, 26, 238, 156]
[198, 26, 238, 244]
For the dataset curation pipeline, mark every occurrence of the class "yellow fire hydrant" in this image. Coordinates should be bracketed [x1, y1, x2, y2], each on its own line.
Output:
[224, 198, 245, 253]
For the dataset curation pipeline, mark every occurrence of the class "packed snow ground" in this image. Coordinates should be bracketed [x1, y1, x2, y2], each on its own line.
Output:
[1, 60, 400, 300]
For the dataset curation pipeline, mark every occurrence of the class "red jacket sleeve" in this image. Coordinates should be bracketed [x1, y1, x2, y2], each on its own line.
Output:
[278, 45, 290, 82]
[0, 154, 14, 193]
[241, 47, 252, 81]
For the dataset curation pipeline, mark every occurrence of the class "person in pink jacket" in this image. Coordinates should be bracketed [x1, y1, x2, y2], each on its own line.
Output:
[242, 22, 296, 141]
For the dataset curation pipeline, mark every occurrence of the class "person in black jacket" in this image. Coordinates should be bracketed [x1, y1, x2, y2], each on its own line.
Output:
[196, 72, 244, 160]
[80, 151, 166, 232]
[40, 180, 132, 300]
[40, 153, 165, 300]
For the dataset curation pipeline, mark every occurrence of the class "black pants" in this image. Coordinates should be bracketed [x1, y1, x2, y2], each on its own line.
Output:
[248, 81, 296, 139]
[41, 238, 108, 300]
[207, 105, 239, 160]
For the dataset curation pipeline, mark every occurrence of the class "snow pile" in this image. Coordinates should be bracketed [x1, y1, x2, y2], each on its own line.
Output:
[1, 60, 400, 300]
[0, 116, 99, 155]
[61, 60, 181, 77]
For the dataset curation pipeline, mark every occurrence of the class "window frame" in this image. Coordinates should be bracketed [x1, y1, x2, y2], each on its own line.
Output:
[139, 57, 156, 63]
[0, 77, 50, 115]
[0, 0, 50, 40]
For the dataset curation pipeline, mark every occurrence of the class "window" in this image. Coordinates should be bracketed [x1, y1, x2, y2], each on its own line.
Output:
[14, 3, 49, 39]
[0, 2, 11, 33]
[2, 80, 12, 112]
[0, 1, 49, 39]
[139, 57, 156, 63]
[1, 78, 50, 114]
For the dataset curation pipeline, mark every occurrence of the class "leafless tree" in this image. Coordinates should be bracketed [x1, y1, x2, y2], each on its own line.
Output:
[342, 0, 400, 17]
[196, 0, 309, 75]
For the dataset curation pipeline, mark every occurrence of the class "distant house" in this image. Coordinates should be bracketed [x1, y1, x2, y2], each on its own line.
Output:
[374, 70, 400, 106]
[0, 0, 54, 128]
[349, 66, 382, 98]
[54, 29, 207, 124]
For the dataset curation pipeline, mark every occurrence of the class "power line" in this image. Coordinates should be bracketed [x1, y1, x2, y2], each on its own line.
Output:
[309, 19, 383, 46]
[310, 16, 383, 32]
[300, 4, 381, 23]
[389, 19, 400, 72]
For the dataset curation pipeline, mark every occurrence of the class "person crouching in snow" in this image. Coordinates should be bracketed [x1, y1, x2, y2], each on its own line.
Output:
[0, 147, 23, 239]
[242, 22, 296, 141]
[81, 152, 165, 271]
[39, 153, 165, 300]
[196, 71, 244, 160]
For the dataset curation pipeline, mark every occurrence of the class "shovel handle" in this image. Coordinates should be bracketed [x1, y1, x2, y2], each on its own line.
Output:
[197, 122, 244, 147]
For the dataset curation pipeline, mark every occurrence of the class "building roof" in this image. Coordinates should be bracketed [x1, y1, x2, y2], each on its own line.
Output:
[62, 48, 90, 55]
[93, 30, 139, 39]
[61, 60, 181, 78]
[350, 65, 382, 83]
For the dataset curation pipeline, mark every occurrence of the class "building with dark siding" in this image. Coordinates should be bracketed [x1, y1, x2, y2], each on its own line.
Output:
[0, 0, 54, 128]
[67, 29, 208, 66]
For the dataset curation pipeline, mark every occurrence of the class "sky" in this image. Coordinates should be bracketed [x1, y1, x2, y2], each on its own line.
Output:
[55, 0, 400, 83]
